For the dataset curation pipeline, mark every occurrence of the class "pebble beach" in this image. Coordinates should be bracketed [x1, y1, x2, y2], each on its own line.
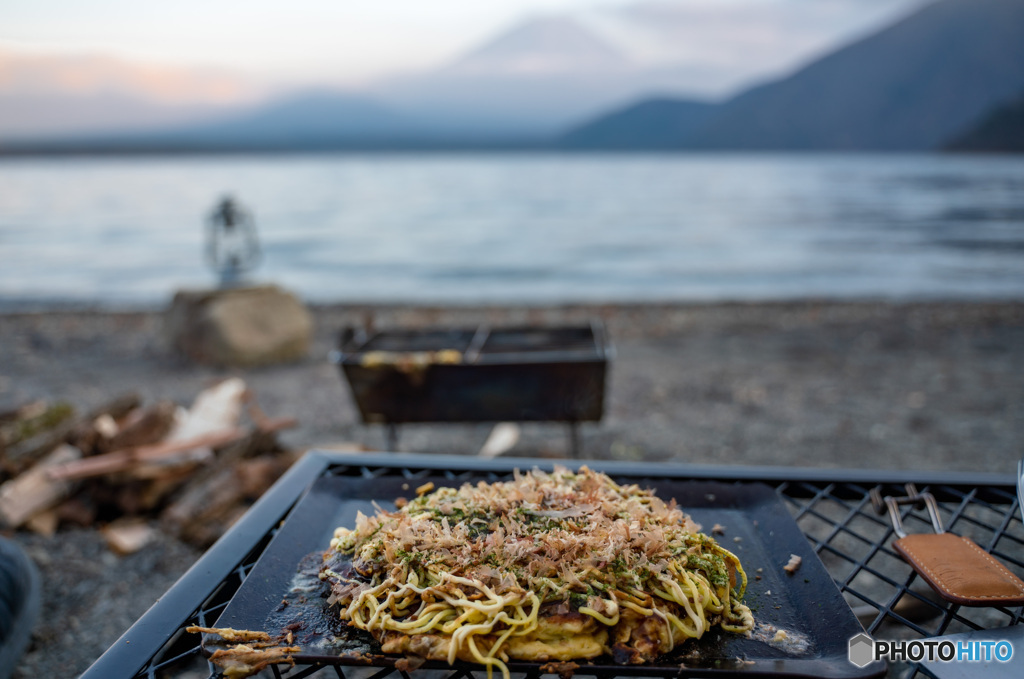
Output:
[3, 299, 1023, 676]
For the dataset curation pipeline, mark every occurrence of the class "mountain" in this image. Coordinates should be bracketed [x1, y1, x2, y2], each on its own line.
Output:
[145, 91, 418, 147]
[946, 92, 1024, 152]
[0, 2, 932, 146]
[693, 0, 1024, 150]
[563, 0, 1024, 151]
[449, 16, 627, 75]
[3, 90, 553, 153]
[147, 90, 556, 148]
[8, 0, 1019, 152]
[368, 2, 932, 134]
[368, 16, 642, 135]
[0, 17, 640, 148]
[559, 99, 719, 149]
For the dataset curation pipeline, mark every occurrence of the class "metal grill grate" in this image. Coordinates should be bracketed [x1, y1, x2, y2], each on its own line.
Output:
[777, 481, 1023, 678]
[128, 527, 284, 678]
[101, 457, 1022, 679]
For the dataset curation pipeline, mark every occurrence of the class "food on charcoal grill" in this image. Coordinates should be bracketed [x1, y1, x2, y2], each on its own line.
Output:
[359, 349, 463, 369]
[319, 466, 753, 679]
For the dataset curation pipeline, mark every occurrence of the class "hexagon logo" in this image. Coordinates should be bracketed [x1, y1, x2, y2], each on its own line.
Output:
[848, 633, 875, 668]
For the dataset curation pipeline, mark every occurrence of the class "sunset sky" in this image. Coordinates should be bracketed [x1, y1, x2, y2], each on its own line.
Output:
[5, 1, 595, 85]
[1, 0, 926, 89]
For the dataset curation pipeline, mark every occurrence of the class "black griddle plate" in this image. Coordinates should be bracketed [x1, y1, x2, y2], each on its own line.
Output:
[204, 473, 885, 678]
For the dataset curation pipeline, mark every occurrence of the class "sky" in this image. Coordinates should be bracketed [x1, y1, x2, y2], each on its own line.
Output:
[0, 0, 927, 89]
[0, 1, 607, 85]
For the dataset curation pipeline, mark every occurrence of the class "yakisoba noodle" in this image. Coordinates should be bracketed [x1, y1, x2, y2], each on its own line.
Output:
[320, 467, 753, 678]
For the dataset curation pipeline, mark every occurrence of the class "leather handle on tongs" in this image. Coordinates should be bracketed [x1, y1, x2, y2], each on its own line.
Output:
[892, 533, 1024, 607]
[874, 484, 1024, 607]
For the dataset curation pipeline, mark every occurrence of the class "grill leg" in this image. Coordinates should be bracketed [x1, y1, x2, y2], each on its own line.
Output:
[386, 423, 400, 452]
[568, 421, 580, 459]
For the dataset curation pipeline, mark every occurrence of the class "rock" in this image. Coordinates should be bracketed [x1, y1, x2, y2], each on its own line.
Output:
[165, 285, 312, 366]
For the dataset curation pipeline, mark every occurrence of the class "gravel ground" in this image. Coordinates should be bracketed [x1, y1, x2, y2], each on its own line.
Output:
[10, 530, 202, 679]
[2, 299, 1023, 676]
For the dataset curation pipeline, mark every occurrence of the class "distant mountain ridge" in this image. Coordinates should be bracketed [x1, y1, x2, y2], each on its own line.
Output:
[3, 90, 553, 153]
[563, 0, 1024, 151]
[947, 91, 1024, 152]
[367, 16, 661, 134]
[5, 0, 1024, 153]
[147, 92, 417, 146]
[560, 99, 719, 149]
[0, 16, 640, 146]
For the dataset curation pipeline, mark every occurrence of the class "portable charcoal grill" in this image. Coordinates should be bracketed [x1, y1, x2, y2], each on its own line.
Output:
[332, 322, 612, 455]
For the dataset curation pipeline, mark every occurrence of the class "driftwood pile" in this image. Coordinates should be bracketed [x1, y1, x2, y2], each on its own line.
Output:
[0, 378, 299, 552]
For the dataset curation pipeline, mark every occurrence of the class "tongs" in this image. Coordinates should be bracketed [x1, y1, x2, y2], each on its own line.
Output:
[874, 481, 1024, 607]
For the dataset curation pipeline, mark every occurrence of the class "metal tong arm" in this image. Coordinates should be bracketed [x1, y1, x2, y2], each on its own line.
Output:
[871, 483, 944, 539]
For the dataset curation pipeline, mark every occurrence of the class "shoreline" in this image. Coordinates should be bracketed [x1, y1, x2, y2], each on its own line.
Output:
[2, 293, 1023, 312]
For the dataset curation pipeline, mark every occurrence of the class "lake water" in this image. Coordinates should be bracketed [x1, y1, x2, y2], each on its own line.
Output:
[0, 153, 1022, 308]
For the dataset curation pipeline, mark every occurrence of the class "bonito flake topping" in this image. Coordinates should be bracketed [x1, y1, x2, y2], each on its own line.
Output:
[321, 467, 753, 678]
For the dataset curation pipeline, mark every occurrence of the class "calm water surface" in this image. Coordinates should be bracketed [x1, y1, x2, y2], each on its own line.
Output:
[0, 153, 1022, 306]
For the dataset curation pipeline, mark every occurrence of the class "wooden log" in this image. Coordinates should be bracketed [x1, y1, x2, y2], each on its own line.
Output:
[71, 393, 143, 452]
[128, 416, 295, 480]
[2, 418, 77, 477]
[1, 402, 75, 474]
[91, 393, 142, 421]
[138, 419, 294, 538]
[160, 465, 244, 547]
[90, 378, 250, 483]
[236, 454, 298, 499]
[0, 444, 81, 528]
[166, 378, 246, 442]
[105, 400, 178, 452]
[0, 401, 73, 449]
[93, 413, 119, 439]
[45, 427, 246, 481]
[117, 465, 199, 514]
[54, 496, 97, 528]
[46, 413, 296, 483]
[2, 394, 142, 476]
[159, 445, 297, 547]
